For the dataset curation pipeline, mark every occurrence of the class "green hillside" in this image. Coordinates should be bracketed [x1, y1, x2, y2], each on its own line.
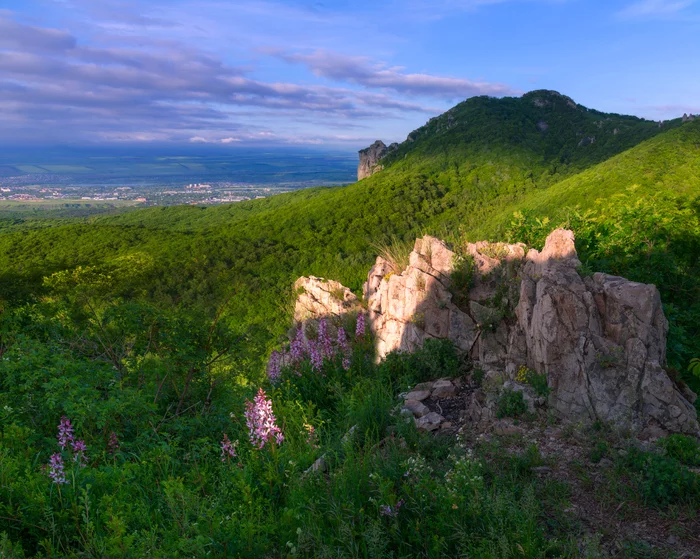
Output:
[2, 93, 700, 557]
[1, 98, 698, 367]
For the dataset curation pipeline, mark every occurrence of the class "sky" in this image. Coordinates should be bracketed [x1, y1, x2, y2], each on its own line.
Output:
[0, 0, 699, 148]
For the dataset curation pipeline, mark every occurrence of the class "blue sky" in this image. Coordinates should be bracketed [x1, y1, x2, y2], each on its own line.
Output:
[1, 0, 699, 147]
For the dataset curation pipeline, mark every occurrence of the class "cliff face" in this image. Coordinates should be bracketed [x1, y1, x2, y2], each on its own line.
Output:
[357, 140, 397, 180]
[292, 229, 699, 436]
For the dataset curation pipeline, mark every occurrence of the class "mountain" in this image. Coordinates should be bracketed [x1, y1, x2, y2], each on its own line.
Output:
[1, 92, 699, 367]
[2, 91, 700, 557]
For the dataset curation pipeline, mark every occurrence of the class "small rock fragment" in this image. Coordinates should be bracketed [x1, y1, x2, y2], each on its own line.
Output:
[413, 381, 435, 392]
[431, 379, 456, 398]
[492, 423, 525, 436]
[404, 399, 430, 418]
[305, 456, 327, 475]
[405, 390, 431, 402]
[415, 412, 444, 432]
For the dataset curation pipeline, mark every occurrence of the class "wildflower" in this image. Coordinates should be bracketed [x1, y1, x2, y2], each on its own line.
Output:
[355, 312, 366, 338]
[267, 350, 282, 383]
[379, 499, 404, 517]
[220, 433, 238, 462]
[317, 319, 334, 358]
[336, 326, 351, 370]
[57, 416, 75, 449]
[308, 340, 323, 372]
[108, 432, 120, 455]
[71, 439, 88, 466]
[244, 388, 284, 449]
[48, 453, 67, 484]
[304, 423, 319, 448]
[290, 328, 306, 363]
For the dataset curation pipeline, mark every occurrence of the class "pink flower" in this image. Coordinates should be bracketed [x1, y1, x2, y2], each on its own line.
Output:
[220, 434, 238, 462]
[48, 453, 67, 485]
[57, 416, 74, 449]
[244, 388, 284, 449]
[355, 313, 366, 338]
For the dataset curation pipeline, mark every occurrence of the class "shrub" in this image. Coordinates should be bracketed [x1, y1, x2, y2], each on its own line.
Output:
[515, 365, 550, 398]
[624, 448, 700, 507]
[496, 390, 528, 418]
[450, 253, 476, 298]
[412, 338, 461, 383]
[658, 434, 700, 467]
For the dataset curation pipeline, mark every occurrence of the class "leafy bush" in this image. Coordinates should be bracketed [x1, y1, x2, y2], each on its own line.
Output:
[623, 448, 700, 507]
[516, 365, 550, 397]
[450, 253, 476, 299]
[658, 434, 700, 467]
[496, 390, 529, 418]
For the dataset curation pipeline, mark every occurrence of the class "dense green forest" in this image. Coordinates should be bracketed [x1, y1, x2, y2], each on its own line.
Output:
[1, 91, 699, 557]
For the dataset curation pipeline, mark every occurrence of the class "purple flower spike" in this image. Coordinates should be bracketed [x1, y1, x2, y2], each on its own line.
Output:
[267, 350, 282, 383]
[220, 433, 238, 462]
[355, 313, 366, 338]
[318, 319, 334, 358]
[244, 388, 284, 449]
[108, 432, 120, 455]
[48, 453, 67, 485]
[380, 499, 404, 517]
[290, 328, 306, 363]
[308, 341, 323, 372]
[57, 416, 75, 449]
[71, 439, 88, 466]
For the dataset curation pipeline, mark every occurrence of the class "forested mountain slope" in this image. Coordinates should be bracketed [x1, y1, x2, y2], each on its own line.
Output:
[1, 95, 698, 370]
[2, 93, 700, 558]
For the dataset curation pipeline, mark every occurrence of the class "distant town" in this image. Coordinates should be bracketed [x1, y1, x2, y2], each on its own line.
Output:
[0, 177, 297, 207]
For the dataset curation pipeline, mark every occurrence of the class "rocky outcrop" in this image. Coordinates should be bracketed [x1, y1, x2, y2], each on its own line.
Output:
[292, 230, 699, 435]
[682, 113, 696, 123]
[357, 140, 397, 180]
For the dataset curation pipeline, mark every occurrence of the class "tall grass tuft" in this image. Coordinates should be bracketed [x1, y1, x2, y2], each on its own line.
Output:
[372, 236, 413, 276]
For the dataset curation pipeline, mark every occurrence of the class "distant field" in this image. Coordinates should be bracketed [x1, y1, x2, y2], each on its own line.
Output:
[0, 199, 140, 211]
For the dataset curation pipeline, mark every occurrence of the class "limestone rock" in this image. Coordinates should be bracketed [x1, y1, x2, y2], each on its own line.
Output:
[291, 227, 700, 436]
[294, 276, 360, 322]
[405, 390, 431, 402]
[365, 235, 479, 359]
[413, 381, 436, 392]
[358, 140, 397, 180]
[415, 412, 444, 432]
[511, 229, 698, 434]
[431, 379, 457, 398]
[404, 399, 430, 418]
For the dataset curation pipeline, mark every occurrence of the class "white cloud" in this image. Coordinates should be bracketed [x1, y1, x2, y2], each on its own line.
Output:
[272, 49, 517, 99]
[618, 0, 696, 18]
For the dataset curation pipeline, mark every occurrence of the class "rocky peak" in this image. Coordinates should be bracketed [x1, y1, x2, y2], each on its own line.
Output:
[357, 140, 397, 180]
[291, 229, 699, 437]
